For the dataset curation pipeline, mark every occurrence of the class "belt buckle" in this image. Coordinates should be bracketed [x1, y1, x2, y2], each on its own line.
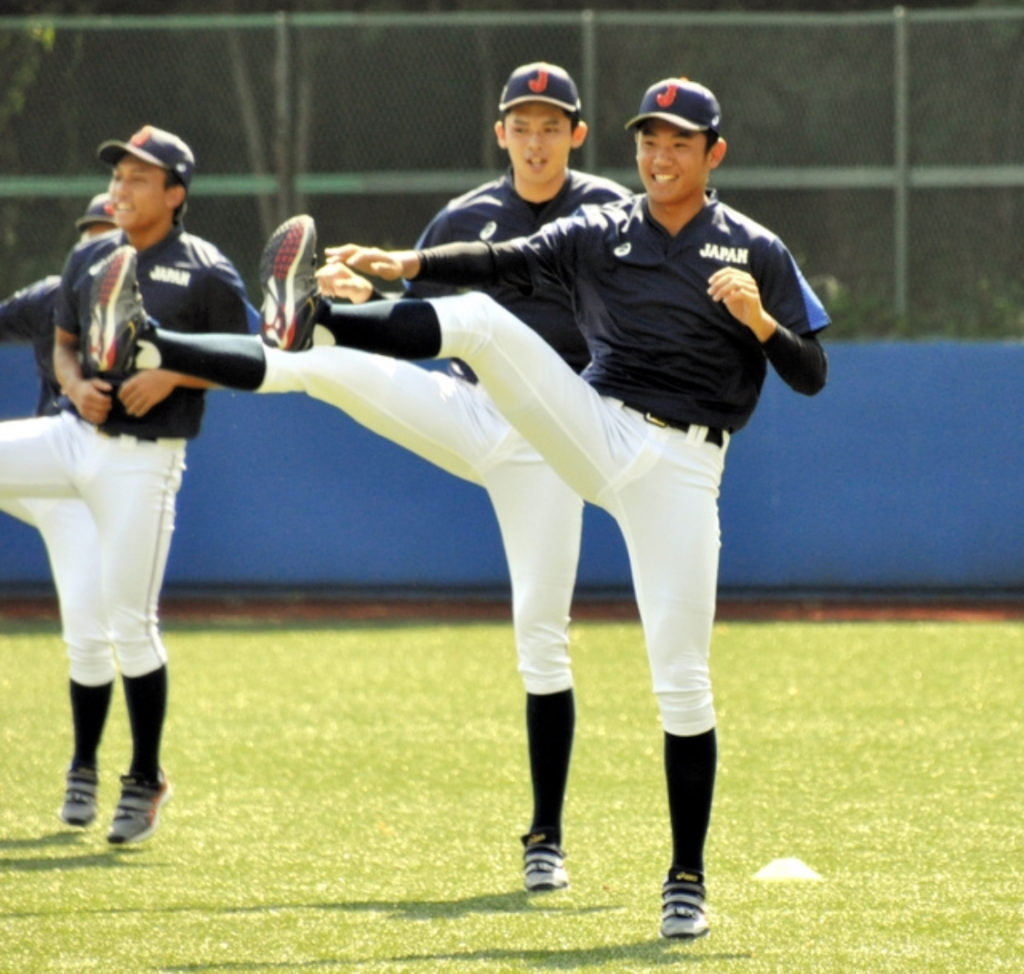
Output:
[643, 412, 670, 429]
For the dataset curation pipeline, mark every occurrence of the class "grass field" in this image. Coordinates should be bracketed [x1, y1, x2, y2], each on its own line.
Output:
[1, 617, 1021, 972]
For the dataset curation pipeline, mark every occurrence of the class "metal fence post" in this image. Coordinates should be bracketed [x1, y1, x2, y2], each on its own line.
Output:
[581, 9, 598, 174]
[893, 6, 909, 323]
[274, 11, 292, 225]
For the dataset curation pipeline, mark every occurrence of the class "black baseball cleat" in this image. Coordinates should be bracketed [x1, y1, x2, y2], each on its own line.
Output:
[87, 245, 149, 375]
[260, 214, 319, 351]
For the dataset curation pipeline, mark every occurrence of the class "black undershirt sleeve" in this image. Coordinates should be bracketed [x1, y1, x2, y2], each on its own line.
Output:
[763, 326, 828, 395]
[415, 241, 533, 291]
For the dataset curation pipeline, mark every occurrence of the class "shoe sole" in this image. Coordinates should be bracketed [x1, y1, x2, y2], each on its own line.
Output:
[261, 216, 316, 350]
[58, 810, 96, 828]
[660, 925, 710, 940]
[90, 247, 136, 372]
[524, 867, 569, 892]
[107, 780, 172, 845]
[525, 879, 570, 893]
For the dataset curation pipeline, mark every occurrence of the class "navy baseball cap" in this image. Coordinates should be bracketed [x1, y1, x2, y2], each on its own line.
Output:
[499, 62, 581, 115]
[75, 192, 116, 231]
[97, 125, 195, 191]
[625, 78, 721, 135]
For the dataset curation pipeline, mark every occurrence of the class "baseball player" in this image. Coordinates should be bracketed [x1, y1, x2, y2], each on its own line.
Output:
[0, 194, 116, 414]
[76, 64, 628, 887]
[0, 194, 117, 831]
[105, 77, 829, 937]
[0, 127, 255, 844]
[274, 63, 630, 891]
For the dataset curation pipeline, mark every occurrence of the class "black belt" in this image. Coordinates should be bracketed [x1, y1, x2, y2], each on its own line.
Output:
[99, 430, 158, 442]
[642, 412, 726, 447]
[97, 429, 184, 446]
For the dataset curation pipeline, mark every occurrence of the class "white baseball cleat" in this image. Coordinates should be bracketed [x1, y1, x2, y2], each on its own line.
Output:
[660, 870, 710, 939]
[522, 831, 569, 891]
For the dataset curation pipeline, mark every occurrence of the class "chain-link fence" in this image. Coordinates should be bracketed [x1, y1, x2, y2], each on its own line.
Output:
[1, 8, 1022, 337]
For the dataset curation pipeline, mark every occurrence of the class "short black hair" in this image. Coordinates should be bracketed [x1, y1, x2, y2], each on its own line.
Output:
[163, 169, 188, 223]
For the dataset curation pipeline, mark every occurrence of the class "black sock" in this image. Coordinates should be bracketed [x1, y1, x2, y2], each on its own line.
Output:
[122, 666, 168, 784]
[69, 680, 113, 771]
[320, 298, 442, 359]
[526, 688, 575, 845]
[665, 728, 717, 875]
[150, 331, 267, 390]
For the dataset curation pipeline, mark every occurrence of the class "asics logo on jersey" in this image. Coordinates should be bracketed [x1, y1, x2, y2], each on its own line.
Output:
[699, 243, 749, 265]
[656, 83, 678, 107]
[149, 266, 192, 287]
[614, 243, 632, 257]
[479, 221, 498, 241]
[528, 70, 549, 93]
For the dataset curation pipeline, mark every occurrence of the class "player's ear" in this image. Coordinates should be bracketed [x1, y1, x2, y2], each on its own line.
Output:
[494, 119, 508, 150]
[707, 137, 727, 169]
[570, 119, 588, 149]
[165, 182, 187, 213]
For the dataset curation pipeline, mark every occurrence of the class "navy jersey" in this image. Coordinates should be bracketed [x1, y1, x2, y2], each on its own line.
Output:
[57, 225, 254, 439]
[497, 192, 830, 432]
[407, 168, 631, 374]
[0, 275, 63, 417]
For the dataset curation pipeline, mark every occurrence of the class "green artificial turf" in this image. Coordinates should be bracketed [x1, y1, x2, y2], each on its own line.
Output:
[1, 619, 1020, 972]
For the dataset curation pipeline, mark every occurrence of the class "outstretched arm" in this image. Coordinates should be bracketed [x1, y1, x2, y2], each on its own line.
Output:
[322, 240, 521, 291]
[322, 245, 421, 283]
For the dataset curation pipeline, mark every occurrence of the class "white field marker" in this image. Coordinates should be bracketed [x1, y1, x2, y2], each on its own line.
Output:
[753, 858, 823, 881]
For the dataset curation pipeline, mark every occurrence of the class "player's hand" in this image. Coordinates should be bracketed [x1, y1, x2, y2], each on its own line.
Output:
[118, 370, 177, 417]
[324, 244, 420, 281]
[315, 260, 375, 303]
[68, 377, 113, 425]
[707, 267, 778, 342]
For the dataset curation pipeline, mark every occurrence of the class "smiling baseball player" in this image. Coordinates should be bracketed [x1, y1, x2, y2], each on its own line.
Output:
[98, 77, 829, 938]
[0, 127, 255, 844]
[108, 64, 630, 890]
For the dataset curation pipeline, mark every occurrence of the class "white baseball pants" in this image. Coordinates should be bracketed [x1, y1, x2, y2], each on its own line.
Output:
[0, 495, 115, 685]
[0, 411, 185, 679]
[428, 293, 729, 736]
[261, 346, 581, 695]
